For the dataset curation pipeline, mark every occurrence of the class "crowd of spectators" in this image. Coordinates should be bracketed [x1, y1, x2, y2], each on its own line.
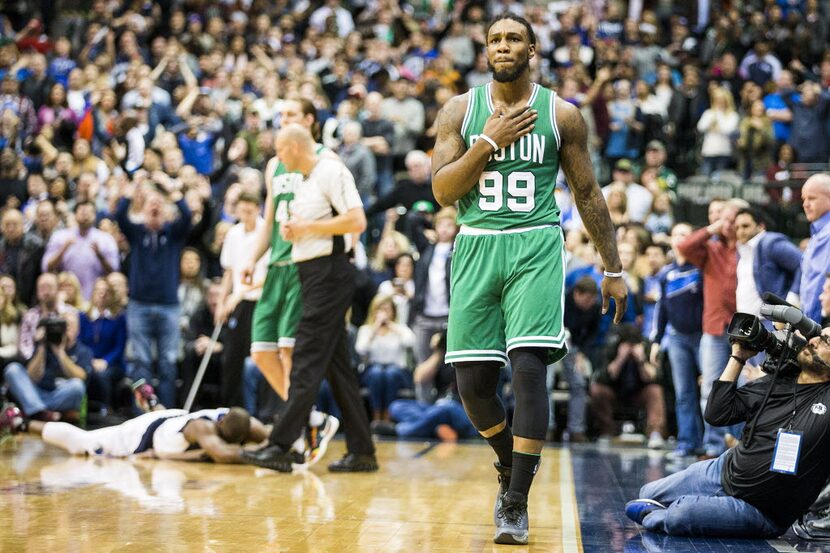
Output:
[0, 0, 829, 447]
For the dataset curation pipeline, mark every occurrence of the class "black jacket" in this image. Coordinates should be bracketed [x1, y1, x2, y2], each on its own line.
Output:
[0, 234, 43, 305]
[412, 242, 452, 323]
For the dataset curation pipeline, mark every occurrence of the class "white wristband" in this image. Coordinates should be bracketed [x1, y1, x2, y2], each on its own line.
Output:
[479, 134, 499, 151]
[604, 271, 624, 278]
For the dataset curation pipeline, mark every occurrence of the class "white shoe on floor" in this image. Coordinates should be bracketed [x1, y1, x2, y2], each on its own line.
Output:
[305, 414, 340, 467]
[647, 431, 665, 450]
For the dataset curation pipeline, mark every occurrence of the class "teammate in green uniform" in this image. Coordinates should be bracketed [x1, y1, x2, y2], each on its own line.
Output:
[243, 99, 332, 397]
[432, 14, 628, 545]
[241, 98, 340, 465]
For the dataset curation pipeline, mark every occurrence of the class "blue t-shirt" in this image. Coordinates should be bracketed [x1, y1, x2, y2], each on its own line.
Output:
[37, 342, 94, 391]
[47, 57, 77, 87]
[763, 92, 799, 142]
[178, 131, 217, 175]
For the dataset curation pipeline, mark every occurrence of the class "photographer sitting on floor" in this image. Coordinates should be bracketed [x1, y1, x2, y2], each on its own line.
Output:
[625, 322, 830, 538]
[4, 309, 90, 422]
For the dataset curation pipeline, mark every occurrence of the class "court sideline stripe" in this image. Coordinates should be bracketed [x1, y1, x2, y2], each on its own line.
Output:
[559, 448, 582, 553]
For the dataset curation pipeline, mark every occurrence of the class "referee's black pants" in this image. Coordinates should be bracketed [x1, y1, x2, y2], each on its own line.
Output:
[269, 253, 374, 455]
[221, 299, 256, 408]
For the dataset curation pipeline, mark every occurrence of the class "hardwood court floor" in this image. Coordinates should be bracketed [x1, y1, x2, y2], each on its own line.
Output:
[4, 435, 830, 553]
[0, 437, 581, 552]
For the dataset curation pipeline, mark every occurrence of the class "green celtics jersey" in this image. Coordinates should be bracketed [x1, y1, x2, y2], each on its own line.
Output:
[268, 143, 328, 265]
[459, 83, 561, 230]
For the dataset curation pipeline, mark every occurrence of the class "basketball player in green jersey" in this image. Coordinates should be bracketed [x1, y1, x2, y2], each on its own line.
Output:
[432, 15, 628, 545]
[241, 98, 340, 466]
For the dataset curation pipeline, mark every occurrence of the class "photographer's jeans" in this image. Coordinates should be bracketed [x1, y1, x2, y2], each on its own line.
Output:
[667, 331, 703, 451]
[4, 362, 84, 415]
[126, 301, 180, 408]
[700, 333, 743, 456]
[389, 398, 478, 439]
[547, 350, 587, 435]
[638, 452, 783, 537]
[363, 363, 411, 414]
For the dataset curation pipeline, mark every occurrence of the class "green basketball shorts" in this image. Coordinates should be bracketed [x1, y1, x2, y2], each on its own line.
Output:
[445, 224, 567, 366]
[251, 262, 302, 351]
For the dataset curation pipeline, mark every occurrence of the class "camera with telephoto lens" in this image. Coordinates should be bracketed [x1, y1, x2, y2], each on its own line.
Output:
[37, 317, 67, 346]
[727, 294, 822, 375]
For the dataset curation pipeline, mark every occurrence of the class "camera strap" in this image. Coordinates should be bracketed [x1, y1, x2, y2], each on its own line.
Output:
[787, 378, 799, 431]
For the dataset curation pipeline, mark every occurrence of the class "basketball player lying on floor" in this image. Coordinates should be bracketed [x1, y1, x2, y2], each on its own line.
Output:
[2, 405, 273, 464]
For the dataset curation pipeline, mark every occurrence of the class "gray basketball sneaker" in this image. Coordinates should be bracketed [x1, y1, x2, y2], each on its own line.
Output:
[494, 490, 529, 545]
[493, 462, 512, 525]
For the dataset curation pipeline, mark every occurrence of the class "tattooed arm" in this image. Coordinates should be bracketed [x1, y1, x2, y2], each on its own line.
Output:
[557, 98, 628, 323]
[432, 93, 539, 206]
[431, 94, 488, 206]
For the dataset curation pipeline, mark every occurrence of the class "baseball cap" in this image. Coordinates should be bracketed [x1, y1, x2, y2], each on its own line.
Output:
[614, 159, 634, 172]
[412, 200, 435, 214]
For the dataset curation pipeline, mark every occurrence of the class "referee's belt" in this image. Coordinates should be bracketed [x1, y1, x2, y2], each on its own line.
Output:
[458, 224, 557, 236]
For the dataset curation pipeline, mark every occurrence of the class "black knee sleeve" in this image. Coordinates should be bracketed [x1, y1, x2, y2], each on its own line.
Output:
[455, 361, 506, 431]
[509, 348, 550, 440]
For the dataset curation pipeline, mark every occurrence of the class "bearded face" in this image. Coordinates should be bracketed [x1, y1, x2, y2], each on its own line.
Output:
[485, 19, 535, 84]
[798, 334, 830, 377]
[488, 55, 530, 83]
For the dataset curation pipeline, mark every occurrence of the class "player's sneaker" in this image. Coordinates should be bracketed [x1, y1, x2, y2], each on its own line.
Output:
[493, 462, 512, 525]
[624, 498, 667, 525]
[242, 444, 307, 473]
[0, 402, 25, 436]
[131, 379, 158, 412]
[305, 414, 339, 467]
[494, 490, 529, 545]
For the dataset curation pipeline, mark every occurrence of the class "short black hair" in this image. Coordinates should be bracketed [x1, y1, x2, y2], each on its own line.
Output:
[736, 207, 767, 228]
[182, 246, 202, 258]
[486, 14, 536, 46]
[573, 276, 599, 296]
[395, 252, 415, 265]
[616, 323, 642, 345]
[218, 407, 251, 444]
[73, 200, 96, 214]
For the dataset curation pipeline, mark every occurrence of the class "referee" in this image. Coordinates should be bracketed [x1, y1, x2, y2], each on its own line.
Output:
[243, 124, 377, 472]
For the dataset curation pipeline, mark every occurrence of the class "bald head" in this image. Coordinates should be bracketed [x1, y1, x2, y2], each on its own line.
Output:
[275, 124, 316, 173]
[277, 123, 315, 148]
[803, 174, 830, 223]
[1, 209, 23, 243]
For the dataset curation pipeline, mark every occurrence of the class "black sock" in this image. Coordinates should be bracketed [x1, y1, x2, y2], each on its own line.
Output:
[508, 451, 541, 497]
[485, 426, 514, 467]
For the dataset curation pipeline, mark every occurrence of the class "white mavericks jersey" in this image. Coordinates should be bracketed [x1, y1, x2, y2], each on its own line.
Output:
[151, 408, 229, 457]
[40, 408, 230, 458]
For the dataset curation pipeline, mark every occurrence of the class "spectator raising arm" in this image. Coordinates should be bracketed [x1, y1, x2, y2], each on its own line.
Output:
[676, 224, 715, 268]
